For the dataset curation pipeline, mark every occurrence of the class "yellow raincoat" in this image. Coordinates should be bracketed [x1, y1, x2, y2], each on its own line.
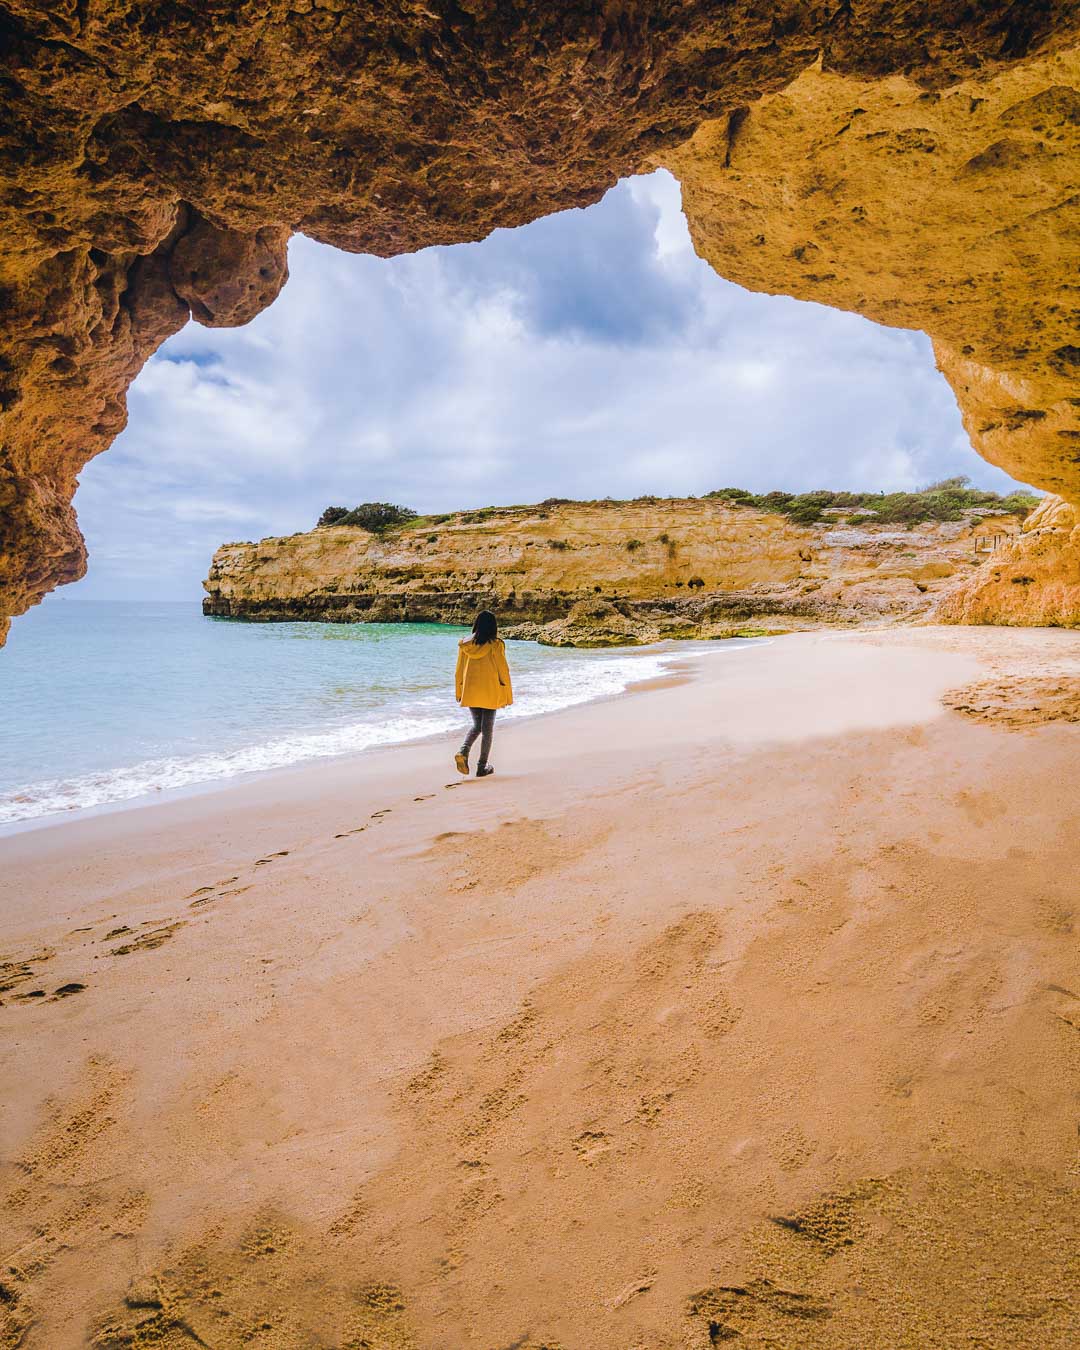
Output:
[455, 638, 513, 710]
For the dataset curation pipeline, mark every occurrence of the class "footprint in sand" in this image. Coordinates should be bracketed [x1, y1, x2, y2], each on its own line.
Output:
[572, 1130, 612, 1165]
[1, 947, 57, 1003]
[254, 851, 290, 866]
[414, 794, 435, 802]
[184, 875, 240, 899]
[53, 983, 86, 999]
[108, 922, 184, 956]
[334, 825, 368, 839]
[370, 809, 392, 819]
[189, 884, 251, 910]
[1, 963, 39, 997]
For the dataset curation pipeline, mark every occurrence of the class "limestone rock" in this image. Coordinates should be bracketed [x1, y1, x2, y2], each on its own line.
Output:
[201, 496, 1030, 643]
[168, 218, 290, 328]
[937, 496, 1080, 626]
[943, 672, 1080, 727]
[535, 599, 656, 648]
[660, 48, 1080, 503]
[1, 4, 1078, 639]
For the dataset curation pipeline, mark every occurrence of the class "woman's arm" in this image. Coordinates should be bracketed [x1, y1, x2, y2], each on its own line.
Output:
[495, 640, 512, 699]
[455, 646, 465, 702]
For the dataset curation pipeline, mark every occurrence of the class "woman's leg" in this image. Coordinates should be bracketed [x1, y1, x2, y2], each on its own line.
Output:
[477, 709, 496, 768]
[460, 707, 484, 759]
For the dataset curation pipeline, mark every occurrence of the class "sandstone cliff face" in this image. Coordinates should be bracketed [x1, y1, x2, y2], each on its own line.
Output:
[938, 496, 1080, 627]
[661, 50, 1080, 505]
[203, 498, 1022, 642]
[2, 5, 1078, 641]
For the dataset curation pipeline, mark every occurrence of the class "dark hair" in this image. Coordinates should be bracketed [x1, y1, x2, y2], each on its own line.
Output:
[472, 609, 498, 645]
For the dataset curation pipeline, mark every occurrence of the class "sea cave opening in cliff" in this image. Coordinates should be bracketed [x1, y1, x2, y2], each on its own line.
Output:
[55, 168, 1031, 606]
[5, 9, 1080, 1343]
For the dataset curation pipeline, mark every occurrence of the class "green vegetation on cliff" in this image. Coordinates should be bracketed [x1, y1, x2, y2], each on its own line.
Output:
[315, 479, 1039, 537]
[317, 502, 418, 531]
[705, 478, 1039, 526]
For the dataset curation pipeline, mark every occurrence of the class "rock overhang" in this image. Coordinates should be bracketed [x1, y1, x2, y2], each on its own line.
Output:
[1, 1, 1078, 641]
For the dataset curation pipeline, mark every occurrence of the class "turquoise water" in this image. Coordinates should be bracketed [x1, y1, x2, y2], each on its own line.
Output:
[0, 601, 690, 828]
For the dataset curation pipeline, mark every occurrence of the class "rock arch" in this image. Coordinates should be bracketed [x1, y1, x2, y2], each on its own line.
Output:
[1, 2, 1078, 641]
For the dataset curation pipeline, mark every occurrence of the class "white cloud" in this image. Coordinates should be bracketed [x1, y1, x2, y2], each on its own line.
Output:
[69, 170, 1031, 599]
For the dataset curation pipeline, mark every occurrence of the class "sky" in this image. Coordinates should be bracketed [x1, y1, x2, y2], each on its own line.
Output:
[68, 169, 1029, 601]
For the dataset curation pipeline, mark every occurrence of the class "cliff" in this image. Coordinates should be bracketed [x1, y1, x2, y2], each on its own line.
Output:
[203, 497, 1026, 644]
[938, 496, 1080, 627]
[661, 50, 1080, 506]
[1, 6, 1078, 640]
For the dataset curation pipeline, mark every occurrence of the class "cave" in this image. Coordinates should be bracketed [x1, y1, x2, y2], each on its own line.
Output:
[3, 10, 1080, 1347]
[1, 3, 1078, 643]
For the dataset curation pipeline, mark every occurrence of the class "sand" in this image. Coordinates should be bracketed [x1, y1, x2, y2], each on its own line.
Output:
[2, 626, 1078, 1349]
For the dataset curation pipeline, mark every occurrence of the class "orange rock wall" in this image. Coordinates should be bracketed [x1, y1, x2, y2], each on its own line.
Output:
[2, 4, 1078, 640]
[938, 496, 1080, 627]
[202, 498, 1022, 629]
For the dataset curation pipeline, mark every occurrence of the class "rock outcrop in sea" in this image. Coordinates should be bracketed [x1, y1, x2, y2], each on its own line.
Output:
[1, 7, 1078, 641]
[203, 496, 1039, 645]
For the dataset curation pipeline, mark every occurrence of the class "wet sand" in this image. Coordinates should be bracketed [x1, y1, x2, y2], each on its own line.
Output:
[2, 626, 1078, 1349]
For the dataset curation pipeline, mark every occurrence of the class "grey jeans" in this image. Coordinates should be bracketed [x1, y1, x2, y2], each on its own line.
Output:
[460, 707, 496, 766]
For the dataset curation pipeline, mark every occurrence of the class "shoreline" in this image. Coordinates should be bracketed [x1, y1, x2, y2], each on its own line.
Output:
[0, 635, 758, 840]
[3, 624, 1078, 1348]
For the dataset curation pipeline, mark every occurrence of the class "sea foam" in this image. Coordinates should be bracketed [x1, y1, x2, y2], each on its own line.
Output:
[0, 636, 678, 827]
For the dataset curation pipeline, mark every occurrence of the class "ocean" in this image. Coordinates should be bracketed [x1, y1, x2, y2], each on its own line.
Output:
[0, 601, 725, 830]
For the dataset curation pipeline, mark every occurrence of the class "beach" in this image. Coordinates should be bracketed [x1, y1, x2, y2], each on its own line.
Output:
[2, 625, 1078, 1348]
[0, 604, 690, 828]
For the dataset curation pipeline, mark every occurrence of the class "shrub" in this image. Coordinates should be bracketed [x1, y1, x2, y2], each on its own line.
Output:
[549, 539, 570, 551]
[657, 532, 671, 544]
[317, 506, 350, 526]
[707, 487, 754, 502]
[541, 497, 573, 507]
[1000, 491, 1042, 516]
[702, 477, 1042, 528]
[785, 501, 826, 525]
[625, 538, 643, 552]
[333, 502, 418, 532]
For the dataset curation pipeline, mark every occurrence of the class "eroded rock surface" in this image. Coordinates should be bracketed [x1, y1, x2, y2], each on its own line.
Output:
[938, 495, 1080, 626]
[202, 496, 1026, 643]
[662, 47, 1080, 502]
[944, 673, 1080, 727]
[1, 4, 1078, 639]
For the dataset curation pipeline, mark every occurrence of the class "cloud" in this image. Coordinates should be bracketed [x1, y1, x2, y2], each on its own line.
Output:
[69, 170, 1031, 600]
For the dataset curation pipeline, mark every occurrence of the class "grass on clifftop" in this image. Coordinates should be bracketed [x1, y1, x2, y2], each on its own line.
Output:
[313, 479, 1040, 535]
[704, 478, 1040, 526]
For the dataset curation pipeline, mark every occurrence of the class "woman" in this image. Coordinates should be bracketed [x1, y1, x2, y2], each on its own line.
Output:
[454, 609, 512, 777]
